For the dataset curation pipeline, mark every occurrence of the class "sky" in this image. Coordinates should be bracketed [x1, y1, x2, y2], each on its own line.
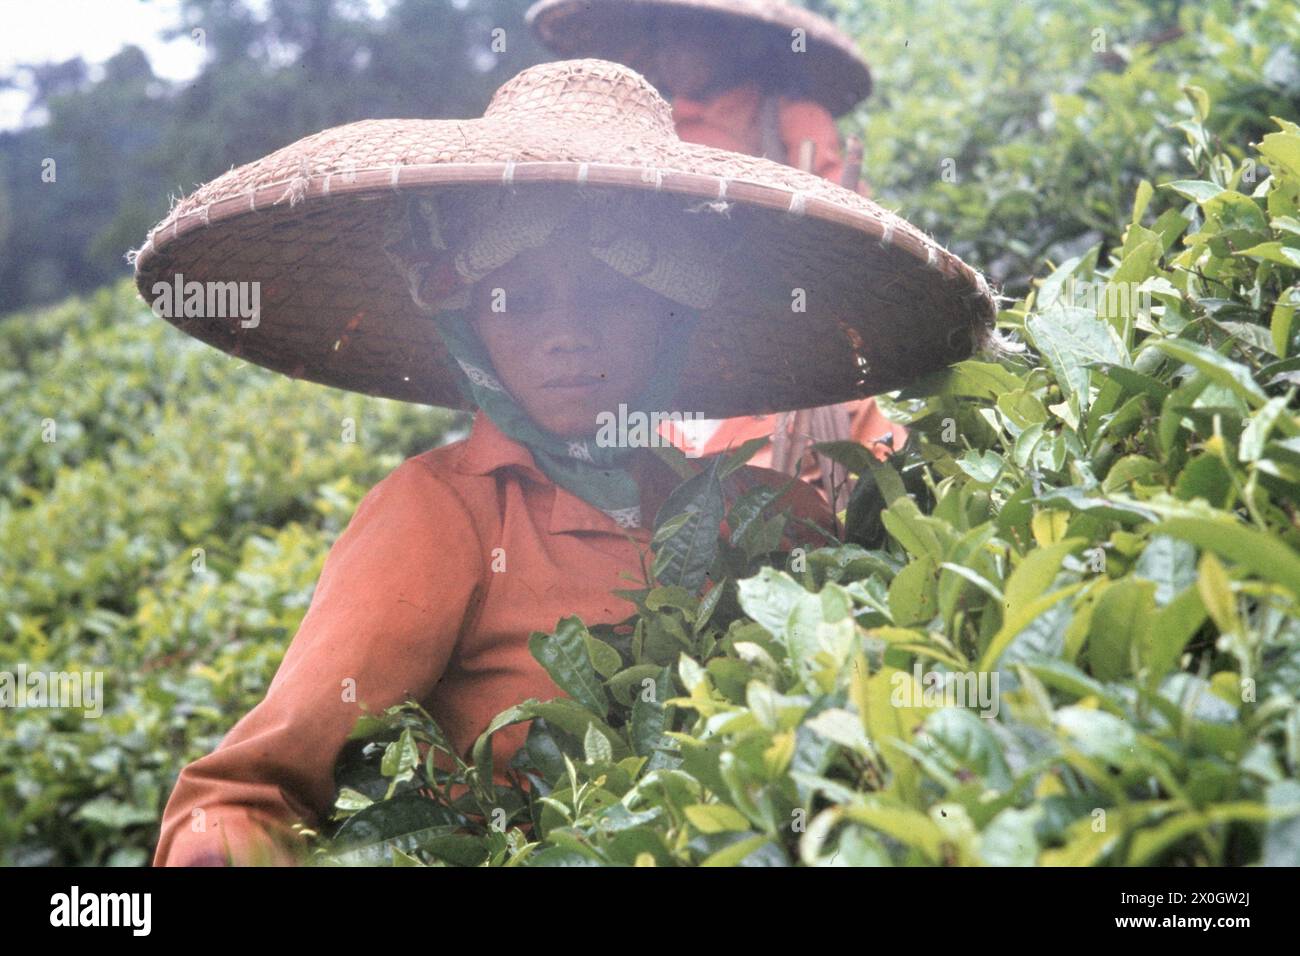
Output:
[0, 0, 202, 128]
[0, 0, 397, 130]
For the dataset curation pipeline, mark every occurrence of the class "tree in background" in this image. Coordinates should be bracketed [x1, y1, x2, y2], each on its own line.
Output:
[0, 0, 546, 315]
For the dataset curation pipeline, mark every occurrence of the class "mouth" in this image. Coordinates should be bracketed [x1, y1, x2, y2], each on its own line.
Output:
[543, 374, 605, 390]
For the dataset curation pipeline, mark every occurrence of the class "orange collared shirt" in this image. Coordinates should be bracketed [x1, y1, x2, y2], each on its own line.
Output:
[672, 82, 845, 183]
[153, 409, 834, 866]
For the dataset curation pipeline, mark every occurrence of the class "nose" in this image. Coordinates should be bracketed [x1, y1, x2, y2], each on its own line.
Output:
[536, 274, 599, 353]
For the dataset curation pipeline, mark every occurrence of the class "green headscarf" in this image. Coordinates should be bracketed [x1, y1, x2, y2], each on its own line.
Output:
[433, 304, 696, 529]
[383, 187, 721, 529]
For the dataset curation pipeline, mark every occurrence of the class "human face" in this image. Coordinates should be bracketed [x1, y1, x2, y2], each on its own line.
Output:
[652, 35, 717, 99]
[469, 231, 677, 439]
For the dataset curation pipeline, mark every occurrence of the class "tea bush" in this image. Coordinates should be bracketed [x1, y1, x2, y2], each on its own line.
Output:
[312, 104, 1300, 866]
[0, 287, 458, 864]
[840, 0, 1300, 294]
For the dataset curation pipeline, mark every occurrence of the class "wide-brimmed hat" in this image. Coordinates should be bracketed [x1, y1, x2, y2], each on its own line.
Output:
[131, 59, 994, 419]
[525, 0, 872, 116]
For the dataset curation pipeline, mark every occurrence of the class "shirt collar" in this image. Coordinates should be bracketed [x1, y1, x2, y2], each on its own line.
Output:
[453, 409, 659, 538]
[453, 409, 546, 483]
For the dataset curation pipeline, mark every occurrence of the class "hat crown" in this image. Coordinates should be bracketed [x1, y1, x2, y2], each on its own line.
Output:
[484, 58, 677, 140]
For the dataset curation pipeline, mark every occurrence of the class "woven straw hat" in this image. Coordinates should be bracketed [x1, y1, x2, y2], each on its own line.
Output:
[525, 0, 872, 116]
[132, 59, 994, 418]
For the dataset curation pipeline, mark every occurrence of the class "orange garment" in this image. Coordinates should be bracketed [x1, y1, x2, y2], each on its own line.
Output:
[660, 398, 907, 491]
[153, 409, 834, 866]
[672, 82, 845, 183]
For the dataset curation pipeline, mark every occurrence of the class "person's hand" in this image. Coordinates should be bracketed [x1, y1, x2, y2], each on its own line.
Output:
[183, 850, 229, 867]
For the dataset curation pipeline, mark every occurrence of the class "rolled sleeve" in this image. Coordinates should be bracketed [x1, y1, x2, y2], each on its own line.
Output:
[153, 459, 485, 866]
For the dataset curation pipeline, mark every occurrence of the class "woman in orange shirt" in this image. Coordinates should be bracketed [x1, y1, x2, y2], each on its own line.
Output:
[148, 201, 832, 867]
[134, 60, 994, 865]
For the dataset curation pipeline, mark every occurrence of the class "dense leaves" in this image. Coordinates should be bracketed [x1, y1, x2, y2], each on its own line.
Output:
[841, 0, 1300, 296]
[0, 287, 456, 864]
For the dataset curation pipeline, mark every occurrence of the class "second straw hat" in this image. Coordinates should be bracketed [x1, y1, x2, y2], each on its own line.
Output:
[526, 0, 873, 115]
[132, 59, 994, 418]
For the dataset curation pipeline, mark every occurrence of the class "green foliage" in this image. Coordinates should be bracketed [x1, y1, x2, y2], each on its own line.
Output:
[314, 105, 1300, 867]
[0, 282, 457, 864]
[839, 0, 1300, 295]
